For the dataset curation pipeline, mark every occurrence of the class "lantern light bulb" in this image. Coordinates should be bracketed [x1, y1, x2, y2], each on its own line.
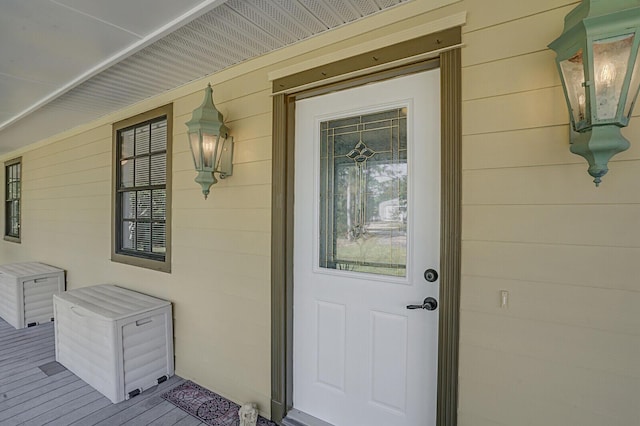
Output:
[597, 62, 616, 87]
[578, 93, 586, 121]
[202, 134, 216, 168]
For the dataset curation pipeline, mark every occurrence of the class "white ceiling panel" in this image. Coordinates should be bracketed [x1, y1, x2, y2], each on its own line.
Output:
[0, 74, 56, 115]
[0, 102, 97, 154]
[300, 0, 351, 27]
[225, 0, 315, 43]
[347, 0, 380, 15]
[0, 0, 139, 85]
[50, 0, 210, 36]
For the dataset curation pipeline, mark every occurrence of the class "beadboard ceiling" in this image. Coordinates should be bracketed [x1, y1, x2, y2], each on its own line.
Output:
[0, 0, 409, 154]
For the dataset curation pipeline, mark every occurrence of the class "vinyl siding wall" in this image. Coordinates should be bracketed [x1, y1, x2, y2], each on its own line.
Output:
[0, 0, 638, 424]
[459, 1, 640, 425]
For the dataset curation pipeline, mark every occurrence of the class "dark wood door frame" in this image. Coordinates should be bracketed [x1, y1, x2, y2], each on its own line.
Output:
[270, 29, 462, 426]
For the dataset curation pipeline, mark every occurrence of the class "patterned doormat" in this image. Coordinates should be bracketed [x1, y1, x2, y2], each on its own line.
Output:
[161, 380, 277, 426]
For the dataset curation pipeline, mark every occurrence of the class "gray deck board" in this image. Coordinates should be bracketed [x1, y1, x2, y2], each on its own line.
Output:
[92, 390, 176, 425]
[0, 374, 82, 412]
[145, 406, 192, 426]
[1, 349, 55, 374]
[0, 333, 54, 351]
[172, 414, 205, 426]
[0, 338, 55, 361]
[0, 317, 206, 425]
[0, 379, 87, 421]
[22, 388, 104, 426]
[0, 324, 53, 340]
[0, 371, 46, 394]
[69, 376, 186, 426]
[43, 396, 112, 426]
[123, 399, 177, 425]
[0, 332, 53, 350]
[0, 370, 74, 402]
[3, 385, 95, 425]
[0, 368, 46, 390]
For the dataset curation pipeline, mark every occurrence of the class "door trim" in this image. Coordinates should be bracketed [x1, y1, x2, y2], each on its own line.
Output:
[436, 47, 462, 426]
[271, 34, 462, 426]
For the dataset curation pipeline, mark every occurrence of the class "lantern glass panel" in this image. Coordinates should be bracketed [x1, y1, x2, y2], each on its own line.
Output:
[215, 135, 228, 170]
[189, 131, 202, 169]
[625, 41, 640, 118]
[202, 133, 217, 169]
[560, 50, 587, 128]
[593, 34, 634, 120]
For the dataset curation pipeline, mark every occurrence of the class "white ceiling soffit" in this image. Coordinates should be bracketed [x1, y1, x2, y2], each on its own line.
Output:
[0, 0, 227, 152]
[0, 0, 410, 154]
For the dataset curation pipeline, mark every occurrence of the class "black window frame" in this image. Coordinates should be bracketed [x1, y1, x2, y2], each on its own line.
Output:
[111, 105, 172, 273]
[4, 157, 21, 243]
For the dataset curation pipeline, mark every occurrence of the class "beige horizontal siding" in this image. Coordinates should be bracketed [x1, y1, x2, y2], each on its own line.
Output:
[463, 161, 640, 204]
[459, 351, 636, 426]
[463, 86, 567, 135]
[463, 0, 578, 32]
[462, 5, 575, 67]
[463, 50, 561, 101]
[461, 311, 640, 385]
[463, 125, 575, 170]
[462, 204, 640, 247]
[463, 240, 640, 292]
[459, 0, 640, 424]
[462, 275, 640, 336]
[164, 68, 274, 410]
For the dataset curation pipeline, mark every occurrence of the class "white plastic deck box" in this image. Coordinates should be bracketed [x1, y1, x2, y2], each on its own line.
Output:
[53, 284, 174, 403]
[0, 262, 65, 329]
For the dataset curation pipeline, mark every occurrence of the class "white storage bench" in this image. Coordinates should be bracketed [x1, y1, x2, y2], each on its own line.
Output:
[0, 262, 65, 329]
[53, 284, 174, 403]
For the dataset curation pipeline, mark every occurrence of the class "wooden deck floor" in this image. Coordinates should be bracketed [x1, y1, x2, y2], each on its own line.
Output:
[0, 318, 206, 426]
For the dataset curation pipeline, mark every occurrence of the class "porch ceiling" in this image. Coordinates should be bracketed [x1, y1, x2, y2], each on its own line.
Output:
[0, 0, 410, 154]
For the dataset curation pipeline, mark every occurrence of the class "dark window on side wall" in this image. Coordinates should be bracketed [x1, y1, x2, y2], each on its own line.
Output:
[112, 105, 172, 272]
[4, 157, 21, 243]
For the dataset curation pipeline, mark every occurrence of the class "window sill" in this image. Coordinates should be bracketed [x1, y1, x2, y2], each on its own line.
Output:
[111, 252, 171, 273]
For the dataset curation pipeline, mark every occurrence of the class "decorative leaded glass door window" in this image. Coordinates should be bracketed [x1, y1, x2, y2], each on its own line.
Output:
[319, 108, 407, 277]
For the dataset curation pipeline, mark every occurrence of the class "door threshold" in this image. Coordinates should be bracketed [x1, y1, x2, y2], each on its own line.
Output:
[282, 409, 335, 426]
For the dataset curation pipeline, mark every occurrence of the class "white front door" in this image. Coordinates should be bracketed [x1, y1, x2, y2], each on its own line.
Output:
[293, 69, 441, 426]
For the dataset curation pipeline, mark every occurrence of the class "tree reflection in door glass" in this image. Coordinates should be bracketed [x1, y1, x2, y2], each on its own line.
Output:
[319, 108, 408, 277]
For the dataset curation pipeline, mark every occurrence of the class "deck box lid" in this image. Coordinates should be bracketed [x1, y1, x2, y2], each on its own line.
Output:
[0, 262, 64, 278]
[54, 284, 170, 320]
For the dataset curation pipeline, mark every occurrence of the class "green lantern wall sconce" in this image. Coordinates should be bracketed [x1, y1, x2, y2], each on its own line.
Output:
[186, 84, 234, 199]
[549, 0, 640, 186]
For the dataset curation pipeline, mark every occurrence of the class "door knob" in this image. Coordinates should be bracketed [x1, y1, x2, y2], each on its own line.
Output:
[406, 297, 438, 311]
[424, 269, 438, 282]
